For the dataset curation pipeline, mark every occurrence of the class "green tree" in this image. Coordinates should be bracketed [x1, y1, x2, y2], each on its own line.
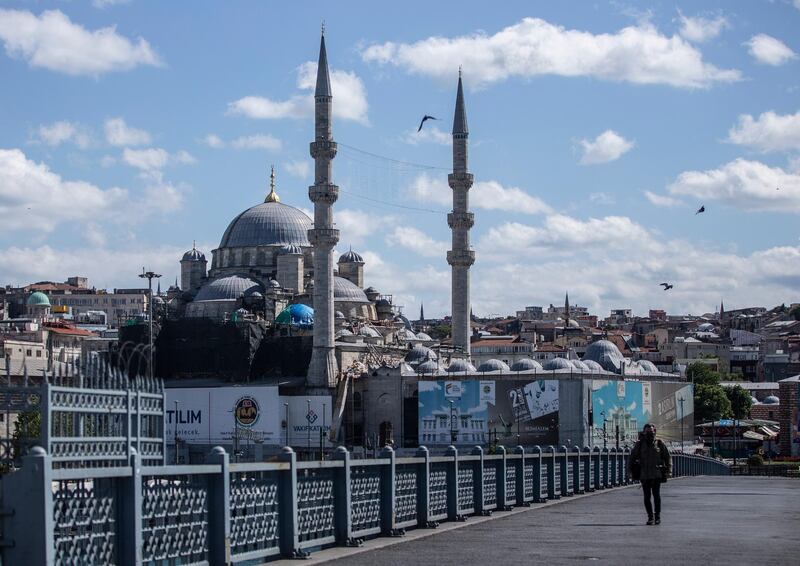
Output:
[725, 385, 753, 420]
[694, 383, 732, 424]
[12, 410, 42, 459]
[429, 324, 452, 340]
[686, 362, 721, 386]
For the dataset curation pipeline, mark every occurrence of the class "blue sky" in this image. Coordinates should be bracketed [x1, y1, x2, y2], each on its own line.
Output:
[1, 0, 798, 319]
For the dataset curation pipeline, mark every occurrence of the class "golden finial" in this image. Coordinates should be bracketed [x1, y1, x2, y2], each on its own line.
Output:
[265, 164, 280, 202]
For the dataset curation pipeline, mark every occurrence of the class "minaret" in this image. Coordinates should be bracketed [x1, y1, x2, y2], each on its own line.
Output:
[564, 292, 570, 327]
[446, 68, 475, 357]
[420, 302, 425, 323]
[306, 28, 339, 389]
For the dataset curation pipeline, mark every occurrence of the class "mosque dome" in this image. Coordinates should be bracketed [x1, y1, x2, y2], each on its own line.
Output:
[358, 326, 381, 338]
[275, 304, 314, 327]
[638, 360, 659, 373]
[543, 358, 572, 370]
[398, 328, 417, 341]
[583, 340, 626, 372]
[582, 360, 604, 372]
[416, 332, 433, 341]
[364, 286, 378, 294]
[416, 360, 440, 375]
[477, 359, 510, 372]
[697, 322, 715, 332]
[335, 328, 353, 338]
[335, 311, 346, 319]
[249, 291, 263, 299]
[763, 395, 780, 405]
[570, 360, 591, 371]
[219, 201, 312, 248]
[182, 246, 206, 262]
[338, 249, 364, 263]
[334, 276, 370, 302]
[446, 359, 477, 373]
[278, 243, 304, 255]
[27, 291, 51, 306]
[511, 358, 543, 371]
[405, 344, 437, 363]
[193, 275, 262, 302]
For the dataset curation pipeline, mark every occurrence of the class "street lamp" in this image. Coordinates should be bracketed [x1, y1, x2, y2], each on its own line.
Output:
[307, 399, 311, 459]
[284, 402, 290, 448]
[138, 268, 161, 380]
[678, 396, 685, 451]
[173, 400, 179, 465]
[449, 400, 458, 443]
[600, 411, 607, 449]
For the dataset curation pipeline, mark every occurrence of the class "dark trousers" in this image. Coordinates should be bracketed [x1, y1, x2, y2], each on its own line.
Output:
[641, 479, 661, 517]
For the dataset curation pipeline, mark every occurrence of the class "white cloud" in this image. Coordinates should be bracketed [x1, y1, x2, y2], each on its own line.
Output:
[285, 160, 310, 179]
[230, 134, 282, 151]
[228, 61, 369, 124]
[105, 117, 151, 147]
[0, 9, 162, 76]
[665, 158, 800, 213]
[745, 34, 797, 66]
[122, 147, 169, 172]
[589, 192, 615, 205]
[726, 110, 800, 153]
[0, 148, 128, 233]
[409, 174, 551, 215]
[92, 0, 131, 8]
[386, 226, 448, 257]
[578, 130, 634, 165]
[402, 125, 451, 146]
[173, 150, 196, 165]
[201, 134, 225, 148]
[34, 120, 91, 148]
[361, 17, 741, 89]
[676, 11, 729, 43]
[336, 209, 394, 246]
[644, 190, 683, 208]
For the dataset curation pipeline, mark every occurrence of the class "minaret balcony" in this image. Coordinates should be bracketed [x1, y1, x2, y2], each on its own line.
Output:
[309, 184, 339, 204]
[447, 212, 474, 230]
[308, 228, 340, 247]
[310, 140, 338, 159]
[447, 249, 476, 267]
[448, 172, 474, 190]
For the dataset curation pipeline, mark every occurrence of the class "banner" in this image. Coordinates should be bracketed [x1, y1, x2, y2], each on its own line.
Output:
[282, 395, 333, 448]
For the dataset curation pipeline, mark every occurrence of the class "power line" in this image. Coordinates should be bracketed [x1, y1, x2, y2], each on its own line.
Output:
[338, 187, 448, 215]
[338, 142, 450, 171]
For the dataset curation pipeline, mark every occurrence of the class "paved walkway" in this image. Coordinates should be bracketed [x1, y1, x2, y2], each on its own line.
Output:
[289, 477, 799, 566]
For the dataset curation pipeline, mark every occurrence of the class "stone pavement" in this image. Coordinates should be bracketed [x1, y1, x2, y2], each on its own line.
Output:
[280, 477, 799, 566]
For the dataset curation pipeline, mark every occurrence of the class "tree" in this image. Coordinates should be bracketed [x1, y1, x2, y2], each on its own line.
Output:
[429, 324, 452, 340]
[686, 362, 721, 386]
[725, 385, 753, 420]
[694, 383, 732, 424]
[12, 410, 42, 459]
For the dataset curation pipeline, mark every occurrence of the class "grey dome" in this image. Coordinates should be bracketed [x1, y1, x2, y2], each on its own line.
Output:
[268, 279, 281, 288]
[193, 275, 261, 302]
[446, 359, 477, 373]
[416, 360, 440, 375]
[543, 357, 572, 370]
[582, 360, 604, 371]
[338, 249, 364, 263]
[398, 328, 417, 341]
[334, 277, 369, 302]
[511, 358, 543, 371]
[364, 286, 378, 294]
[335, 328, 354, 338]
[278, 243, 304, 255]
[763, 395, 779, 405]
[405, 344, 437, 363]
[182, 247, 206, 261]
[570, 359, 591, 371]
[219, 201, 311, 248]
[697, 322, 715, 332]
[335, 310, 345, 319]
[477, 359, 510, 372]
[249, 291, 263, 299]
[584, 340, 625, 372]
[358, 326, 381, 338]
[638, 360, 659, 373]
[416, 332, 433, 341]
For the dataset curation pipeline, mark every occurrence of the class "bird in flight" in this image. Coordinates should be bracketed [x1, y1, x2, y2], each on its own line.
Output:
[695, 205, 705, 215]
[417, 115, 438, 132]
[660, 283, 674, 291]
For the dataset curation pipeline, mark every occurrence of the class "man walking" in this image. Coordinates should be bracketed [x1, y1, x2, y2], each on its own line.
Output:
[629, 423, 671, 525]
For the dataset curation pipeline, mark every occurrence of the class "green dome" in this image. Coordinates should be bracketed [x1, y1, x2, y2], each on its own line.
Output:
[27, 292, 51, 306]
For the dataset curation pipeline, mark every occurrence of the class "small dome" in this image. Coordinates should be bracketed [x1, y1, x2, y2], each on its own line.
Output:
[446, 359, 476, 373]
[27, 291, 51, 306]
[358, 326, 381, 338]
[278, 243, 304, 255]
[268, 279, 281, 288]
[405, 344, 437, 363]
[249, 291, 263, 299]
[416, 360, 440, 375]
[543, 357, 572, 370]
[275, 304, 314, 327]
[335, 328, 354, 338]
[364, 286, 378, 294]
[763, 395, 780, 405]
[582, 360, 604, 371]
[193, 275, 261, 302]
[567, 319, 580, 328]
[334, 277, 370, 302]
[511, 358, 543, 371]
[584, 340, 626, 372]
[638, 360, 659, 373]
[416, 332, 433, 341]
[182, 246, 206, 262]
[335, 311, 345, 319]
[570, 359, 591, 371]
[398, 328, 417, 341]
[477, 359, 510, 372]
[697, 322, 715, 332]
[338, 249, 364, 263]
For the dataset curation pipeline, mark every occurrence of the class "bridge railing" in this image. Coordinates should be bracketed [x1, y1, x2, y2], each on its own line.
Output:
[0, 444, 730, 564]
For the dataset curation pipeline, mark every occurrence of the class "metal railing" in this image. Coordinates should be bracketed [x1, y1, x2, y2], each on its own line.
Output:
[0, 444, 730, 565]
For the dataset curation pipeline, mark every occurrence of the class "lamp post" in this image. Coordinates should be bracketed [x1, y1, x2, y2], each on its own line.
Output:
[173, 400, 179, 465]
[678, 396, 685, 451]
[307, 399, 311, 459]
[449, 399, 458, 444]
[600, 411, 607, 450]
[284, 402, 289, 448]
[138, 268, 161, 380]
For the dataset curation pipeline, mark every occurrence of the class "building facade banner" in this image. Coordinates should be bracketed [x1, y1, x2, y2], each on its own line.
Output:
[165, 386, 281, 445]
[419, 379, 560, 447]
[281, 395, 333, 448]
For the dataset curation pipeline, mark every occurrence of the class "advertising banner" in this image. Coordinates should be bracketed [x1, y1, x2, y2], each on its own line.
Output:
[419, 379, 560, 447]
[590, 380, 694, 447]
[282, 395, 333, 448]
[165, 386, 281, 445]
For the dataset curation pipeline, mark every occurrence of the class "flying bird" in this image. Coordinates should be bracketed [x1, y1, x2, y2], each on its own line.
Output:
[417, 115, 438, 132]
[660, 283, 673, 291]
[695, 205, 705, 215]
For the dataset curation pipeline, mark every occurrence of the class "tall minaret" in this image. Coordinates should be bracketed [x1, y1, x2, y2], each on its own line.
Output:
[447, 69, 475, 357]
[564, 292, 570, 327]
[306, 28, 339, 389]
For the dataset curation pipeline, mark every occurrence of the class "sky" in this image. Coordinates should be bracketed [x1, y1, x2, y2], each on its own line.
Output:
[0, 0, 799, 319]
